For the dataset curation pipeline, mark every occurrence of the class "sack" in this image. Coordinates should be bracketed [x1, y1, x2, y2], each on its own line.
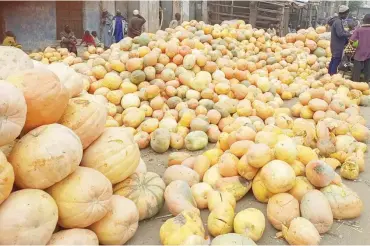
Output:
[344, 42, 357, 57]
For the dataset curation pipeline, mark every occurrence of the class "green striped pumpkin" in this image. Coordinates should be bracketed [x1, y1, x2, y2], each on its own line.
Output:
[113, 172, 166, 221]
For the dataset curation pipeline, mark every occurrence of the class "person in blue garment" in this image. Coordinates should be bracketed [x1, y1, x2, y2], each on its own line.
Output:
[112, 10, 127, 43]
[101, 9, 113, 49]
[327, 5, 351, 75]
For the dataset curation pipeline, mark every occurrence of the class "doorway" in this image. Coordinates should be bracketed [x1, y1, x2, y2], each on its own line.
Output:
[56, 1, 83, 39]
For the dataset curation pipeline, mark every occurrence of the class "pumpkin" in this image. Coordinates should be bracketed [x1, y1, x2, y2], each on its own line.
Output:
[163, 165, 200, 187]
[9, 124, 82, 189]
[0, 81, 27, 147]
[305, 160, 335, 188]
[160, 210, 205, 245]
[151, 128, 171, 153]
[113, 172, 166, 220]
[191, 182, 213, 209]
[234, 208, 265, 241]
[0, 46, 34, 80]
[164, 180, 199, 216]
[59, 96, 107, 149]
[208, 203, 235, 237]
[216, 176, 251, 201]
[185, 131, 209, 151]
[6, 68, 69, 133]
[246, 143, 272, 168]
[211, 233, 256, 245]
[0, 151, 14, 204]
[89, 195, 139, 245]
[300, 190, 333, 233]
[47, 166, 113, 228]
[0, 189, 58, 245]
[48, 63, 84, 98]
[48, 229, 99, 245]
[260, 160, 296, 193]
[208, 190, 236, 212]
[289, 176, 314, 201]
[81, 127, 140, 184]
[269, 194, 299, 228]
[282, 217, 321, 245]
[321, 184, 363, 219]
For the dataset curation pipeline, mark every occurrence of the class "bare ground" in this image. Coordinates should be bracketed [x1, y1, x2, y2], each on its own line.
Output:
[127, 99, 370, 245]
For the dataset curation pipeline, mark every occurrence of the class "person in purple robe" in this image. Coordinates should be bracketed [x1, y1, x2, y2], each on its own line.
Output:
[112, 10, 127, 43]
[350, 14, 370, 82]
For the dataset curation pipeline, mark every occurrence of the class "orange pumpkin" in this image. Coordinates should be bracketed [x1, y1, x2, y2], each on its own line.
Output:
[59, 95, 108, 149]
[6, 68, 69, 133]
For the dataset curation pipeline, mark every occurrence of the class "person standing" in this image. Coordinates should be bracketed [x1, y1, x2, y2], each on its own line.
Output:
[350, 14, 370, 82]
[169, 13, 181, 29]
[327, 5, 351, 75]
[101, 9, 113, 49]
[128, 10, 146, 38]
[112, 10, 127, 43]
[60, 25, 77, 55]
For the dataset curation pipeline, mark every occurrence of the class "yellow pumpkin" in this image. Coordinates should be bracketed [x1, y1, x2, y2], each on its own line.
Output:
[81, 127, 140, 184]
[6, 68, 69, 133]
[59, 95, 107, 149]
[47, 166, 112, 228]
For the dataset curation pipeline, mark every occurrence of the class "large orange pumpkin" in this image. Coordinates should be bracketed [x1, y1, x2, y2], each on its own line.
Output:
[9, 124, 83, 189]
[59, 95, 107, 149]
[113, 172, 166, 220]
[0, 81, 27, 147]
[6, 68, 69, 133]
[81, 127, 140, 184]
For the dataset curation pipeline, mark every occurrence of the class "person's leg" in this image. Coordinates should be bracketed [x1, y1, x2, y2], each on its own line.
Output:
[352, 60, 363, 82]
[363, 58, 370, 83]
[329, 57, 341, 75]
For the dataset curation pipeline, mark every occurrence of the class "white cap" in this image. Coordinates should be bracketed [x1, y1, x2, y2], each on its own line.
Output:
[338, 5, 349, 13]
[133, 10, 139, 15]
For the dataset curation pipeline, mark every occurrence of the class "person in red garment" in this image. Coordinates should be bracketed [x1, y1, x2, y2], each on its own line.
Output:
[79, 30, 95, 47]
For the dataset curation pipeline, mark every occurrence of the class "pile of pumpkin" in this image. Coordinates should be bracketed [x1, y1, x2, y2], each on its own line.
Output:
[56, 21, 344, 153]
[0, 46, 157, 245]
[1, 17, 369, 246]
[28, 47, 80, 65]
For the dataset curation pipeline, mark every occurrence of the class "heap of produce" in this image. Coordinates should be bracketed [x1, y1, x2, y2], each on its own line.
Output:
[1, 18, 368, 246]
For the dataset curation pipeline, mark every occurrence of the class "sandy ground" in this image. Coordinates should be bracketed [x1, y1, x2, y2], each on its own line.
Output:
[127, 99, 370, 245]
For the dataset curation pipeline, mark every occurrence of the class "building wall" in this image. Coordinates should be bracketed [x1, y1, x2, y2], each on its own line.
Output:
[83, 1, 101, 36]
[2, 1, 56, 51]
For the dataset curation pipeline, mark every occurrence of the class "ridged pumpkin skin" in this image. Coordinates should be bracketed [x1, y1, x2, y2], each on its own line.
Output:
[114, 172, 166, 220]
[0, 189, 58, 245]
[81, 127, 140, 184]
[47, 166, 113, 228]
[59, 96, 107, 149]
[8, 124, 83, 189]
[0, 46, 34, 80]
[0, 150, 14, 204]
[0, 81, 27, 147]
[48, 229, 99, 245]
[6, 68, 69, 133]
[89, 195, 139, 245]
